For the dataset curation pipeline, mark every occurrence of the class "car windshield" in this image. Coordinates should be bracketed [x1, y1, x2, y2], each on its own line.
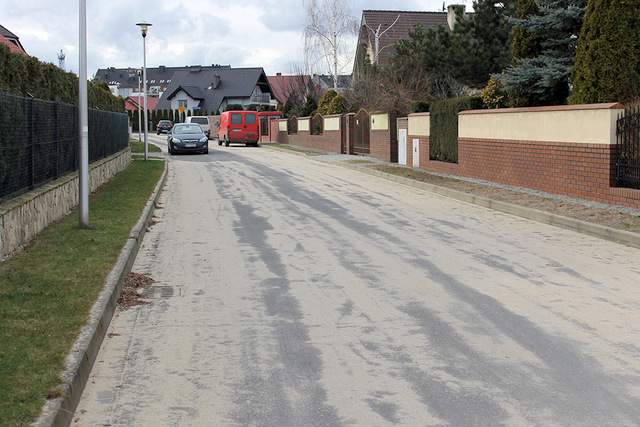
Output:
[174, 125, 201, 134]
[191, 118, 207, 124]
[159, 121, 171, 125]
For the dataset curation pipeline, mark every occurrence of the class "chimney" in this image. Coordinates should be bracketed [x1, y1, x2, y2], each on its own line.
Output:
[212, 75, 220, 89]
[447, 4, 465, 31]
[277, 72, 282, 77]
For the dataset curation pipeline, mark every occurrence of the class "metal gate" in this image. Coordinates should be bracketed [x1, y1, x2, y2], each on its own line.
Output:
[354, 109, 370, 155]
[616, 105, 640, 189]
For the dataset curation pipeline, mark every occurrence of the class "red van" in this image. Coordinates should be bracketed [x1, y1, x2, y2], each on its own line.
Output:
[217, 110, 259, 147]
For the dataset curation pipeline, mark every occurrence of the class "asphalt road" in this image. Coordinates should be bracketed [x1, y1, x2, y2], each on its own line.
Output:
[74, 135, 640, 426]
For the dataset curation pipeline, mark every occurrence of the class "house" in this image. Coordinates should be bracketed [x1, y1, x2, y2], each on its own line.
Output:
[0, 25, 28, 55]
[268, 73, 317, 107]
[124, 95, 159, 113]
[155, 66, 274, 114]
[93, 64, 231, 99]
[353, 5, 465, 76]
[312, 74, 352, 95]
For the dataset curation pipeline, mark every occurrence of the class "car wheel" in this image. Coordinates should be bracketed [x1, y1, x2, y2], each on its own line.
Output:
[204, 148, 209, 154]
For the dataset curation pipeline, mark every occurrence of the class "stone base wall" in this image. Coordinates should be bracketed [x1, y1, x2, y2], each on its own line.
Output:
[0, 149, 132, 259]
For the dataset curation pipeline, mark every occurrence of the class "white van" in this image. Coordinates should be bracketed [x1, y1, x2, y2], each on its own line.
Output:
[185, 116, 211, 139]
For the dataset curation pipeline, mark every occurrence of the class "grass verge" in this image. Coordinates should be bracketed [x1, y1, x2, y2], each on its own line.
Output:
[268, 144, 328, 156]
[130, 139, 162, 153]
[0, 158, 164, 425]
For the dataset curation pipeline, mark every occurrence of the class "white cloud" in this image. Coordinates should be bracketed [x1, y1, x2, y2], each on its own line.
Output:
[2, 0, 449, 76]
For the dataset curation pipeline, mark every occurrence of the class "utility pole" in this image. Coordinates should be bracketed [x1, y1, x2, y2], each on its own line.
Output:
[78, 0, 89, 228]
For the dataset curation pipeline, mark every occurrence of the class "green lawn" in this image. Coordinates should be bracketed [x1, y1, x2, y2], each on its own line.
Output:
[0, 156, 164, 425]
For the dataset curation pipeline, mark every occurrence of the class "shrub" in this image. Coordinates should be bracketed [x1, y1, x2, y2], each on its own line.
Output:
[317, 89, 338, 115]
[481, 75, 508, 109]
[430, 96, 484, 163]
[326, 94, 348, 115]
[225, 103, 243, 111]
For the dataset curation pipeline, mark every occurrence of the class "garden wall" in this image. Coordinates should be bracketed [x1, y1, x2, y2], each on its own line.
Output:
[0, 148, 132, 259]
[408, 103, 640, 210]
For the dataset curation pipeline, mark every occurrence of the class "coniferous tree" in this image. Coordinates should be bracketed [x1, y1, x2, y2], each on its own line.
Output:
[391, 1, 516, 91]
[301, 93, 318, 116]
[571, 0, 640, 105]
[317, 89, 338, 115]
[507, 0, 543, 106]
[499, 0, 587, 105]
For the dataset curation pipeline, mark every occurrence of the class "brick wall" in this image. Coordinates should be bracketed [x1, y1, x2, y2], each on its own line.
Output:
[408, 104, 640, 210]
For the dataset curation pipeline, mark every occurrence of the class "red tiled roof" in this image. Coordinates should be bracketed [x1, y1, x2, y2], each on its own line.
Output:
[267, 74, 313, 106]
[0, 34, 28, 56]
[125, 95, 159, 111]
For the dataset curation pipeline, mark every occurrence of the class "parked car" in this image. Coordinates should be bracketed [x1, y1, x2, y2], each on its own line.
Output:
[167, 123, 209, 155]
[218, 110, 259, 147]
[185, 116, 211, 139]
[156, 120, 173, 134]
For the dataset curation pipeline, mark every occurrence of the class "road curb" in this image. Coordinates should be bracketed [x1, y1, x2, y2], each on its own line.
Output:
[34, 158, 168, 427]
[262, 146, 640, 249]
[337, 162, 640, 249]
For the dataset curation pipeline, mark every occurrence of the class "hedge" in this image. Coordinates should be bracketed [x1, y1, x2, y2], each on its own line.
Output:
[429, 96, 484, 163]
[0, 43, 124, 112]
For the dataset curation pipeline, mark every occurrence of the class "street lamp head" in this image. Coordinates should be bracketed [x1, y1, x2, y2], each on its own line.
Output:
[136, 21, 152, 37]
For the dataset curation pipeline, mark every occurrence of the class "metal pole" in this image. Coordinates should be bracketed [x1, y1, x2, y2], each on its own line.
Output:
[142, 33, 149, 161]
[78, 0, 89, 228]
[138, 71, 142, 142]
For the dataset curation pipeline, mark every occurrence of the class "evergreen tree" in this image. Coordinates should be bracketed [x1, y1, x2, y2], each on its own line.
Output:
[326, 94, 349, 115]
[448, 0, 517, 89]
[571, 0, 640, 105]
[317, 89, 338, 115]
[506, 0, 544, 106]
[301, 93, 318, 116]
[499, 0, 587, 105]
[391, 1, 516, 91]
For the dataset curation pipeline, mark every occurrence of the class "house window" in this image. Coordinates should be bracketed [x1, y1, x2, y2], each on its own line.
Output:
[179, 100, 188, 108]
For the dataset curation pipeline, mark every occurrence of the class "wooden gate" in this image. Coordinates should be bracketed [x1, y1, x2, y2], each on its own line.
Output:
[354, 109, 370, 155]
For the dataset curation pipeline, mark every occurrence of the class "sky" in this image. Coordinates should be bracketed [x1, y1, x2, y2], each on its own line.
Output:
[1, 0, 467, 78]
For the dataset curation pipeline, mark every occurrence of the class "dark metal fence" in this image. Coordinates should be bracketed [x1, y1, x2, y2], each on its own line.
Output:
[616, 105, 640, 189]
[287, 116, 298, 135]
[354, 109, 370, 155]
[0, 91, 129, 202]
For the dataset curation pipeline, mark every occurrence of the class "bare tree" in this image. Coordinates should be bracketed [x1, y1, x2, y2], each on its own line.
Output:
[363, 14, 401, 67]
[303, 0, 358, 91]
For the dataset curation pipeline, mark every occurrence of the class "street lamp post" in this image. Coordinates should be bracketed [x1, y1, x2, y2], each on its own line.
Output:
[78, 0, 89, 227]
[137, 69, 142, 142]
[136, 21, 152, 161]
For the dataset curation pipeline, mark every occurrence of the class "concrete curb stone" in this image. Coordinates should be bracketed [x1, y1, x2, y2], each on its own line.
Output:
[34, 158, 168, 427]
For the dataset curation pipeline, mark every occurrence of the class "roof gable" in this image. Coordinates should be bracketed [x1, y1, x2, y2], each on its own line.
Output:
[155, 67, 273, 112]
[0, 25, 27, 55]
[267, 74, 313, 105]
[354, 10, 450, 73]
